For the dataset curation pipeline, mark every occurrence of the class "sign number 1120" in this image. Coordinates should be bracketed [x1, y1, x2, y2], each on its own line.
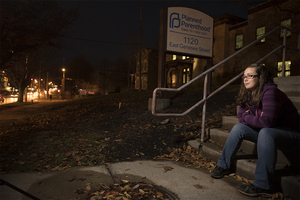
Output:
[184, 37, 198, 45]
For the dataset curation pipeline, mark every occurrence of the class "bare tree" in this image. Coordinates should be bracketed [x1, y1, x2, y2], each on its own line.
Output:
[0, 0, 78, 69]
[6, 48, 56, 102]
[96, 58, 112, 95]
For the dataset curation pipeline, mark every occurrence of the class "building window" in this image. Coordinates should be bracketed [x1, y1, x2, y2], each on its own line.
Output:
[172, 55, 177, 60]
[256, 26, 265, 42]
[141, 77, 147, 90]
[143, 60, 147, 72]
[171, 71, 177, 87]
[277, 61, 291, 77]
[280, 19, 291, 38]
[182, 68, 190, 84]
[236, 34, 243, 49]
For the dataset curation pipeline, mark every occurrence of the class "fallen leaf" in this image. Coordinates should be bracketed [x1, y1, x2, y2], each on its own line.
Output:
[163, 166, 173, 172]
[161, 119, 170, 124]
[86, 185, 91, 191]
[110, 191, 119, 196]
[194, 184, 203, 189]
[139, 189, 145, 195]
[125, 192, 131, 198]
[156, 191, 163, 197]
[236, 175, 243, 181]
[132, 184, 139, 190]
[38, 182, 44, 186]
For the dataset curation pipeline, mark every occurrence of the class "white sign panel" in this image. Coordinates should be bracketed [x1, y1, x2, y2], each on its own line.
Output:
[167, 7, 213, 57]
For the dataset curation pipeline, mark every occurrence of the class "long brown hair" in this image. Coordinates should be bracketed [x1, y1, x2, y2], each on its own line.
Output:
[236, 64, 273, 107]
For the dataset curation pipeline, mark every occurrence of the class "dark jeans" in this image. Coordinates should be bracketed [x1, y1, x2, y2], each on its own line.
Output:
[217, 123, 300, 190]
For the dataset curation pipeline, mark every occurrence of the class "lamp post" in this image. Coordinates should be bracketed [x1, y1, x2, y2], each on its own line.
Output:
[62, 68, 65, 100]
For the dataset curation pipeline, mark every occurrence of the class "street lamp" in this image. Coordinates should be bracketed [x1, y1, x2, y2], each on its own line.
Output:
[62, 68, 66, 99]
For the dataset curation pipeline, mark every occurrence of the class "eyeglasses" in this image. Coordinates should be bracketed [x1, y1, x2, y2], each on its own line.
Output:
[242, 74, 259, 80]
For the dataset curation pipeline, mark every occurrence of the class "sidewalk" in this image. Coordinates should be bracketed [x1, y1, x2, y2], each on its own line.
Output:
[0, 99, 260, 200]
[0, 161, 257, 200]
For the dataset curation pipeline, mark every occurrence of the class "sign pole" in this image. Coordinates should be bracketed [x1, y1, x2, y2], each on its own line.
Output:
[139, 6, 143, 91]
[158, 8, 167, 88]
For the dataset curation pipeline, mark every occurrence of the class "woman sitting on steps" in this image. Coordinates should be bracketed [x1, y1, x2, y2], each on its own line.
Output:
[210, 63, 300, 198]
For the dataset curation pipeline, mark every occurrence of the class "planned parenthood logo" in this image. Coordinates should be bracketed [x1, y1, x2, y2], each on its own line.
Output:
[170, 12, 180, 28]
[169, 11, 210, 32]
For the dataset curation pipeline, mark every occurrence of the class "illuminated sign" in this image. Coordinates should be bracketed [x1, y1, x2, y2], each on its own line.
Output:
[167, 7, 213, 57]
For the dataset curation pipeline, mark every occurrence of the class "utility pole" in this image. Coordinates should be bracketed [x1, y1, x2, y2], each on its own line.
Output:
[46, 72, 49, 99]
[38, 67, 41, 99]
[62, 58, 66, 100]
[139, 6, 142, 91]
[24, 56, 28, 103]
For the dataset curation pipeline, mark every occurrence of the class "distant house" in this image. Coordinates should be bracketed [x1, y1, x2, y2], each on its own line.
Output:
[135, 0, 299, 90]
[135, 48, 159, 90]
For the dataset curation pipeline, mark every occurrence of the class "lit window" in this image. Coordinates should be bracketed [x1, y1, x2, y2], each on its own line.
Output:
[236, 34, 243, 49]
[256, 26, 265, 42]
[172, 55, 177, 60]
[277, 61, 291, 77]
[280, 19, 291, 38]
[172, 73, 176, 87]
[182, 68, 190, 84]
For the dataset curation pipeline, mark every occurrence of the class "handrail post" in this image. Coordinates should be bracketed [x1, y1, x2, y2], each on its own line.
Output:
[282, 29, 287, 77]
[200, 74, 208, 146]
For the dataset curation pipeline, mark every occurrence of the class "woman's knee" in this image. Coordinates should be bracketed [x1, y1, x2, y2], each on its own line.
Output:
[258, 128, 275, 142]
[259, 128, 277, 138]
[229, 123, 251, 138]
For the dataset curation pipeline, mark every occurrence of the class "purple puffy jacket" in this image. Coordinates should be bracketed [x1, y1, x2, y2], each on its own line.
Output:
[238, 82, 299, 132]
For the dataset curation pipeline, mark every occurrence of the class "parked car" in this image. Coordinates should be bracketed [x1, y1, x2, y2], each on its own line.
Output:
[10, 91, 18, 97]
[0, 94, 4, 102]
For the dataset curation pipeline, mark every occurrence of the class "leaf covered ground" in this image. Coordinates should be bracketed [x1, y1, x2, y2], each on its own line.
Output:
[0, 89, 238, 173]
[0, 89, 293, 199]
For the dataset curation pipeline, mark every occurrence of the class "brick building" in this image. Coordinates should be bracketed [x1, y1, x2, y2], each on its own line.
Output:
[212, 0, 299, 86]
[136, 0, 299, 90]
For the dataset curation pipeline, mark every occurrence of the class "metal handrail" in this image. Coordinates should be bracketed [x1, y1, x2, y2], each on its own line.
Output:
[151, 25, 299, 144]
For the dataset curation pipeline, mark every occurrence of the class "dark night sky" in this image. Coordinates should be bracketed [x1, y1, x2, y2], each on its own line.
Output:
[57, 0, 256, 67]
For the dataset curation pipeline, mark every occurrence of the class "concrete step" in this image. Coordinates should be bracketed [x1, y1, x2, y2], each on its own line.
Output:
[209, 128, 257, 155]
[222, 116, 239, 130]
[188, 140, 300, 199]
[277, 86, 300, 97]
[289, 97, 300, 111]
[274, 76, 300, 87]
